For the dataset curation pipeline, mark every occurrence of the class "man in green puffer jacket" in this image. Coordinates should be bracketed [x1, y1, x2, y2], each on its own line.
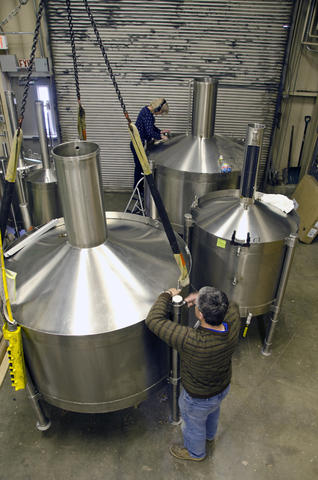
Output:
[145, 286, 240, 462]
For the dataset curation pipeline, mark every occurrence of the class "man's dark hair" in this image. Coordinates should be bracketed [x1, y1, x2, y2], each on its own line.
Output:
[196, 286, 229, 326]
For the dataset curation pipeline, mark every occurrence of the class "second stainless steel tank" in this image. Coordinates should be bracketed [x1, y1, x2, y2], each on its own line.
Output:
[147, 77, 244, 232]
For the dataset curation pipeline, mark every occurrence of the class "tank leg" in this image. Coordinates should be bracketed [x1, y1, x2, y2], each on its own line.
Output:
[262, 306, 279, 356]
[262, 234, 297, 356]
[169, 352, 181, 425]
[183, 213, 193, 247]
[26, 381, 51, 431]
[169, 295, 185, 425]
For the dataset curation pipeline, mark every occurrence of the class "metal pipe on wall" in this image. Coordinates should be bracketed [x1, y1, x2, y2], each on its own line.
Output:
[35, 101, 50, 170]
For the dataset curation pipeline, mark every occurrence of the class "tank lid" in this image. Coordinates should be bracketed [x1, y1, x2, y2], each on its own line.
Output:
[149, 134, 244, 174]
[26, 167, 57, 184]
[192, 190, 298, 243]
[8, 213, 190, 335]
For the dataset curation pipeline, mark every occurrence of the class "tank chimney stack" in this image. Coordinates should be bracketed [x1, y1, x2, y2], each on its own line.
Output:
[53, 141, 107, 248]
[191, 77, 218, 138]
[240, 123, 265, 203]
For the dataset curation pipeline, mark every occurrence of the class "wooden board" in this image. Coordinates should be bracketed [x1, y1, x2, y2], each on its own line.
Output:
[0, 351, 9, 388]
[0, 336, 7, 365]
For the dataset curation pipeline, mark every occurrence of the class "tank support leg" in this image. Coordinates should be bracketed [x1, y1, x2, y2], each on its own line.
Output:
[169, 295, 185, 425]
[262, 234, 297, 356]
[183, 213, 193, 247]
[145, 160, 158, 219]
[26, 379, 51, 431]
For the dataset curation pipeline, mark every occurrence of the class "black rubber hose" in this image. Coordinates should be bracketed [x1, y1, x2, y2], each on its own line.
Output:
[0, 181, 15, 240]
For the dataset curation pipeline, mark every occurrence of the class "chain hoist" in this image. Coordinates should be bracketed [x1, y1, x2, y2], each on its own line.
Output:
[18, 0, 45, 132]
[83, 0, 131, 123]
[82, 0, 189, 287]
[65, 0, 86, 140]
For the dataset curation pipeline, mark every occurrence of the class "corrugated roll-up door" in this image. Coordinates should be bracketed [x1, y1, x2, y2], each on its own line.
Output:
[46, 0, 293, 190]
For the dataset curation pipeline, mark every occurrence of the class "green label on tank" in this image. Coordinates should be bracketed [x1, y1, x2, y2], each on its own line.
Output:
[216, 238, 226, 248]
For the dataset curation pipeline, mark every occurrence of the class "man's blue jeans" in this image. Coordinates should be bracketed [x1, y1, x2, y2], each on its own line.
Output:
[178, 385, 230, 459]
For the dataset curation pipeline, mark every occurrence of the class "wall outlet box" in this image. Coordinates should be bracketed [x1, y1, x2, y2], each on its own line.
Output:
[0, 54, 18, 72]
[35, 57, 49, 72]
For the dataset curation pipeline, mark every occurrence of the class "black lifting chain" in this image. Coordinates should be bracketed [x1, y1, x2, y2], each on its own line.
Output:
[65, 0, 81, 103]
[82, 0, 131, 123]
[18, 0, 45, 132]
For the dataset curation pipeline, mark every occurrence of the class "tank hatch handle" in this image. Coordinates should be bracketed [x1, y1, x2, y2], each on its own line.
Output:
[230, 230, 251, 247]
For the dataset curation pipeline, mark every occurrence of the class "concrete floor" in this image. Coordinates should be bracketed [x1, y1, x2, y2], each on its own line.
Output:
[0, 191, 317, 480]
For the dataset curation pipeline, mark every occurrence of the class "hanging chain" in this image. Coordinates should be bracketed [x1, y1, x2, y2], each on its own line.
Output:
[65, 0, 81, 103]
[0, 0, 29, 30]
[18, 0, 45, 132]
[82, 0, 131, 123]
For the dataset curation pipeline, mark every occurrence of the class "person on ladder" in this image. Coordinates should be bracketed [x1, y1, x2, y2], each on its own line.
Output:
[130, 98, 170, 195]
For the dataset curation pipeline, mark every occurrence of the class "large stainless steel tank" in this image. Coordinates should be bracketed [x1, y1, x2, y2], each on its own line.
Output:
[188, 124, 298, 354]
[6, 140, 190, 413]
[26, 101, 61, 226]
[190, 189, 298, 316]
[147, 77, 244, 232]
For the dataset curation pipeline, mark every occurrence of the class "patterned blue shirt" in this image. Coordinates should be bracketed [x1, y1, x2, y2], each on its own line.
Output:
[135, 106, 161, 145]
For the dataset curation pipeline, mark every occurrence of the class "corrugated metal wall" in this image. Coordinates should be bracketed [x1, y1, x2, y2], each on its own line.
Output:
[46, 0, 293, 190]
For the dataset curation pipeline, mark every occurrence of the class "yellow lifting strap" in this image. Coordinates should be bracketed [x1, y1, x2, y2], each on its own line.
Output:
[77, 101, 87, 141]
[0, 230, 26, 391]
[6, 128, 23, 183]
[129, 123, 189, 288]
[129, 123, 152, 176]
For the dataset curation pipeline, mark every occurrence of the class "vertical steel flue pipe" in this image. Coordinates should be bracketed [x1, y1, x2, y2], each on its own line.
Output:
[53, 141, 107, 248]
[191, 77, 218, 138]
[240, 123, 265, 201]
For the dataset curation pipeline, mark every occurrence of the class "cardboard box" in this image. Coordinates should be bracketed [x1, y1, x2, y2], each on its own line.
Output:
[293, 174, 318, 244]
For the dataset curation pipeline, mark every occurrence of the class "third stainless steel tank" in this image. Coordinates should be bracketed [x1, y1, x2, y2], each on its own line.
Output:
[147, 77, 244, 232]
[189, 124, 298, 318]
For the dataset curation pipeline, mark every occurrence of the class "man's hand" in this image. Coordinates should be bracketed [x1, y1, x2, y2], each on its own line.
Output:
[160, 134, 168, 141]
[166, 288, 181, 297]
[184, 292, 198, 308]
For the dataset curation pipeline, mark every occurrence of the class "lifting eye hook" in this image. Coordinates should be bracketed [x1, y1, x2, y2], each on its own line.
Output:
[230, 230, 251, 247]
